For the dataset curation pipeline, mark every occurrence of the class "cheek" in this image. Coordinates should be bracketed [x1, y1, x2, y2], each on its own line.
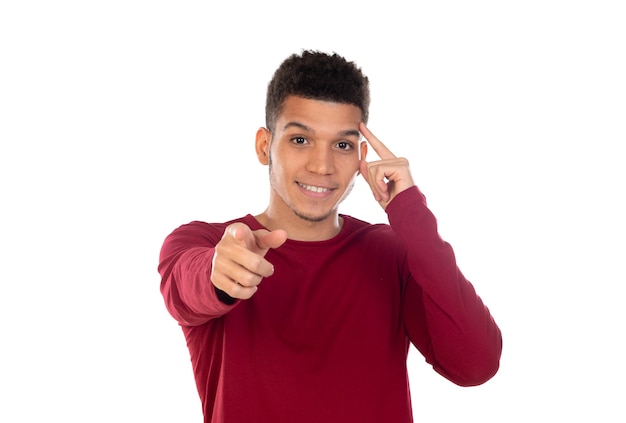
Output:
[271, 148, 302, 177]
[341, 156, 361, 175]
[268, 156, 288, 184]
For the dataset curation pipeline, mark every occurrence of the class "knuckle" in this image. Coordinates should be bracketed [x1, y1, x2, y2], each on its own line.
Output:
[210, 273, 227, 291]
[239, 272, 261, 287]
[214, 241, 228, 257]
[249, 255, 265, 272]
[226, 284, 240, 297]
[230, 284, 256, 300]
[225, 282, 242, 297]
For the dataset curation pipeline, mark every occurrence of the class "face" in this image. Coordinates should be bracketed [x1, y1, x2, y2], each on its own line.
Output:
[256, 96, 367, 224]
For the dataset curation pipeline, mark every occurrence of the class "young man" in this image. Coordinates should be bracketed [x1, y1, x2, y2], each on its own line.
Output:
[159, 50, 502, 422]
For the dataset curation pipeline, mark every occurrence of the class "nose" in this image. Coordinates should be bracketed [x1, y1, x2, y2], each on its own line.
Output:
[306, 145, 334, 175]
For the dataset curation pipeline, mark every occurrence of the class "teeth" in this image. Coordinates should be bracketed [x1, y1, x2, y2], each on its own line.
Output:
[299, 183, 329, 193]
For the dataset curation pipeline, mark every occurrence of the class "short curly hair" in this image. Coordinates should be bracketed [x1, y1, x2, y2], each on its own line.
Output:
[265, 50, 370, 132]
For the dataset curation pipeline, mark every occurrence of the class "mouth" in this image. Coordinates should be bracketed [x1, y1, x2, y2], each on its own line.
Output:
[297, 182, 333, 194]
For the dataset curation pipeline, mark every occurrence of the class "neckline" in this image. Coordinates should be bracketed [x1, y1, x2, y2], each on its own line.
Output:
[242, 214, 353, 247]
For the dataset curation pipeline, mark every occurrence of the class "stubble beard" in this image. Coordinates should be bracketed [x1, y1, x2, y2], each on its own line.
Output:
[268, 160, 355, 223]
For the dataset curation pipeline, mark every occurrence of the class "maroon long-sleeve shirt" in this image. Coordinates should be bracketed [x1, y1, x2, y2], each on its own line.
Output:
[159, 187, 502, 422]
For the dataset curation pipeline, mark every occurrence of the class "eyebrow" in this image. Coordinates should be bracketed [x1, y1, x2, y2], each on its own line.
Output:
[282, 121, 360, 138]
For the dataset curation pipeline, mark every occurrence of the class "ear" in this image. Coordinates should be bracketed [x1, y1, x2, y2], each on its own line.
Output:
[255, 127, 271, 165]
[358, 140, 368, 175]
[359, 140, 368, 161]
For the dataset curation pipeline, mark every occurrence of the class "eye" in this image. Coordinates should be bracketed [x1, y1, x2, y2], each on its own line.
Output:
[291, 136, 307, 145]
[336, 141, 353, 150]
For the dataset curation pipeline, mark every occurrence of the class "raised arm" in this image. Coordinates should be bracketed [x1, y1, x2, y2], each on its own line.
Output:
[389, 188, 502, 386]
[359, 124, 502, 385]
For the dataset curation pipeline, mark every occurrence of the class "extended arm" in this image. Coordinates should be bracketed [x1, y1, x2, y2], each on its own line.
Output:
[158, 221, 286, 326]
[158, 222, 235, 326]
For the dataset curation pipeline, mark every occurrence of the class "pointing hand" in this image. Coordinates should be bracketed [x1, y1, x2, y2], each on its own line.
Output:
[211, 223, 287, 300]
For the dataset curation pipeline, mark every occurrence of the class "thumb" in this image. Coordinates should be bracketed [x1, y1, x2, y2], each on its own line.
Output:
[254, 229, 288, 250]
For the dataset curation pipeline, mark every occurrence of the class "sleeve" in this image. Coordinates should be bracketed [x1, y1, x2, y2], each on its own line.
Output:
[386, 187, 503, 386]
[158, 221, 240, 326]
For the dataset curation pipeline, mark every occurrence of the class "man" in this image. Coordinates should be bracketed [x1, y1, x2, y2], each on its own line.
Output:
[159, 50, 502, 422]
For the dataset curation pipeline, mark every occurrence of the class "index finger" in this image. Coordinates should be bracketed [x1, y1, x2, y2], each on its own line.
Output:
[359, 122, 396, 160]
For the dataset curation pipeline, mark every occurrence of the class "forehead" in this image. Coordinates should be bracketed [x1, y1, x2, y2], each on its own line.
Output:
[275, 96, 362, 135]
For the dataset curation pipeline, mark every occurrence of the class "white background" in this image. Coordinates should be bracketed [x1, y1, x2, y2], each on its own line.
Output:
[1, 1, 624, 422]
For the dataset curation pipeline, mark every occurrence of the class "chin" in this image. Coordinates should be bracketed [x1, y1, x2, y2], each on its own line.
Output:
[293, 208, 335, 223]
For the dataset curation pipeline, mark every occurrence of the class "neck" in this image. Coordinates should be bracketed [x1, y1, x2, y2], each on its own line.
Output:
[255, 209, 343, 241]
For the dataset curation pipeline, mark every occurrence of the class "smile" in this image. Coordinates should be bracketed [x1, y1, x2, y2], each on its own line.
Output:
[297, 182, 331, 193]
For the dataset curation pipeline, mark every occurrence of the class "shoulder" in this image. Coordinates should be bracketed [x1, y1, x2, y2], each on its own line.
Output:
[341, 215, 398, 243]
[161, 215, 250, 250]
[169, 220, 227, 241]
[335, 216, 407, 268]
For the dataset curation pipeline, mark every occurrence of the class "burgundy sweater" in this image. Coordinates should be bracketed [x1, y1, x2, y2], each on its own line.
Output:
[159, 187, 502, 422]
